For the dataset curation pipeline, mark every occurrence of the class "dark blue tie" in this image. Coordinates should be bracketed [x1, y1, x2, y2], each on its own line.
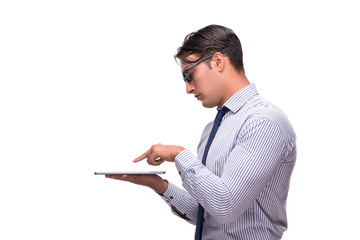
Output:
[195, 107, 229, 240]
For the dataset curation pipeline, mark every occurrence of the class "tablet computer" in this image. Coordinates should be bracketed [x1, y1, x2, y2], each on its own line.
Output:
[94, 170, 166, 175]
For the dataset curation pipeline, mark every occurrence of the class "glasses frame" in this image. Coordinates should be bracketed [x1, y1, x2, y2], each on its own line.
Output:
[182, 53, 226, 83]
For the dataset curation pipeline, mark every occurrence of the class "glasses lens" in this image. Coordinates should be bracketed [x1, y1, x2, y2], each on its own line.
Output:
[183, 70, 191, 83]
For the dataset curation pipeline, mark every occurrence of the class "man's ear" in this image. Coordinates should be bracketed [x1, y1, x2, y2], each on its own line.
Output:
[213, 52, 226, 72]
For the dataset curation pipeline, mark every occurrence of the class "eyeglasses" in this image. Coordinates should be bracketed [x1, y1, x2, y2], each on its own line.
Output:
[182, 53, 226, 83]
[182, 54, 213, 83]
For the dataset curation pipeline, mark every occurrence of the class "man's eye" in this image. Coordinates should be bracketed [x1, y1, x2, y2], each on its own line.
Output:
[188, 72, 193, 80]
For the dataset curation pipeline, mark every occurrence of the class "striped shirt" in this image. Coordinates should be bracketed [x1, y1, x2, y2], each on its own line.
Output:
[161, 84, 296, 240]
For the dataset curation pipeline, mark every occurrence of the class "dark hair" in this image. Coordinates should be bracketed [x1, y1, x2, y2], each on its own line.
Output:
[175, 24, 244, 72]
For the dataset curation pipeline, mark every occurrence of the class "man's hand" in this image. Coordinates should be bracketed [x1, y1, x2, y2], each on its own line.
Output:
[133, 144, 185, 166]
[105, 144, 184, 194]
[105, 174, 168, 195]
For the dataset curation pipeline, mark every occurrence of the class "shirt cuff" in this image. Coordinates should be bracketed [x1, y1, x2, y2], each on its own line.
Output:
[174, 149, 201, 178]
[161, 181, 182, 205]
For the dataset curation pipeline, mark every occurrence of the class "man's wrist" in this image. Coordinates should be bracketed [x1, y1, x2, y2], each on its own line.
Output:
[153, 178, 169, 195]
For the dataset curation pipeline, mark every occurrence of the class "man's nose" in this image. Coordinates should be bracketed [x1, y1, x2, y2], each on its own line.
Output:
[186, 81, 195, 94]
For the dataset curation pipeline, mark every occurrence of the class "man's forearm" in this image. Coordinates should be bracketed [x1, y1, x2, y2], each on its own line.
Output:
[159, 181, 199, 224]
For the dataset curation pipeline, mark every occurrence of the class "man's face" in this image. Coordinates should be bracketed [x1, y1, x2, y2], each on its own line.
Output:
[181, 54, 223, 108]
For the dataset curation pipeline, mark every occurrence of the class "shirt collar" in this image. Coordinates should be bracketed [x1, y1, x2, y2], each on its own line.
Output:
[221, 83, 259, 113]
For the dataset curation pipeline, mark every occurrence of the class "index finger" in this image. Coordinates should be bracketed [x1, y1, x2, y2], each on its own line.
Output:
[133, 149, 151, 163]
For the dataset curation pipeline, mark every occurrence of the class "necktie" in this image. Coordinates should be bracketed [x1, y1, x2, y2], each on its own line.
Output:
[195, 107, 229, 240]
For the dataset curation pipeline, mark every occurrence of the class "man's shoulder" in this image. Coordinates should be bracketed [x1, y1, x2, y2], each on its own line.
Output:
[240, 95, 295, 136]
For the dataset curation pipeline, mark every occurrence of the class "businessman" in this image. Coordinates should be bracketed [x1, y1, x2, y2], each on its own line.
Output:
[106, 25, 297, 240]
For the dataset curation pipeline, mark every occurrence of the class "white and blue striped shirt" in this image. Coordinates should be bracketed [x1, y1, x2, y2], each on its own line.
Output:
[161, 84, 296, 240]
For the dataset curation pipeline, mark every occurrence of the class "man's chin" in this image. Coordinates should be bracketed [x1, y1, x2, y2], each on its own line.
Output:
[201, 100, 217, 109]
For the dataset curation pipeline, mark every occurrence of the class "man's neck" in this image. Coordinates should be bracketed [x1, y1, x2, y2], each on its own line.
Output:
[219, 71, 250, 107]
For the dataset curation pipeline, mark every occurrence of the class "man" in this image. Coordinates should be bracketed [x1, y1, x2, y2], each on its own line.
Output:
[106, 25, 296, 240]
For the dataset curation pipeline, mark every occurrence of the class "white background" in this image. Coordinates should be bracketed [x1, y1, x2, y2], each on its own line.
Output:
[1, 0, 359, 239]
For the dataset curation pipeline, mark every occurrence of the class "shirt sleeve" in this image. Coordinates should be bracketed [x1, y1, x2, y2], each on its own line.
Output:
[159, 179, 199, 224]
[175, 117, 286, 224]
